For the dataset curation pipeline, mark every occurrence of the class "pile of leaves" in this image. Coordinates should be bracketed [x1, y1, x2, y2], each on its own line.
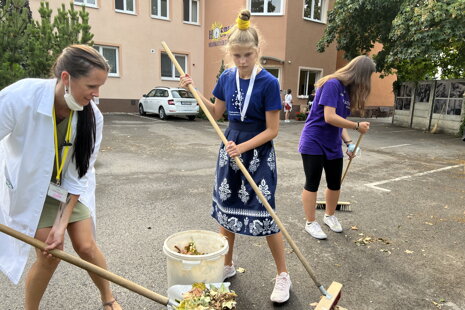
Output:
[175, 283, 237, 310]
[174, 241, 205, 255]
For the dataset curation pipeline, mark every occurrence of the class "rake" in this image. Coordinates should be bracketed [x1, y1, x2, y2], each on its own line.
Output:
[0, 224, 179, 309]
[161, 41, 343, 310]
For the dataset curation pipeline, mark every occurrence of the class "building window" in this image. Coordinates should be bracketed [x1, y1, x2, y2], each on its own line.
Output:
[152, 0, 168, 19]
[303, 0, 326, 22]
[161, 52, 187, 80]
[183, 0, 199, 24]
[93, 45, 119, 77]
[434, 81, 465, 115]
[74, 0, 97, 7]
[115, 0, 135, 14]
[395, 84, 412, 110]
[250, 0, 283, 15]
[298, 68, 321, 97]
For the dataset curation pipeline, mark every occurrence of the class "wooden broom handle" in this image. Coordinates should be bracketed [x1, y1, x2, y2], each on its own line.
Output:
[161, 41, 324, 289]
[341, 133, 364, 184]
[0, 224, 172, 306]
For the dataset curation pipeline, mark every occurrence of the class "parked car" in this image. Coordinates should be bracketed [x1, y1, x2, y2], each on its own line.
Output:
[138, 87, 199, 120]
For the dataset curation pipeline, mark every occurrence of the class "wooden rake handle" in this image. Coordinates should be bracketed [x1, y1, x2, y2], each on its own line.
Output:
[0, 224, 174, 307]
[161, 41, 324, 289]
[341, 133, 364, 184]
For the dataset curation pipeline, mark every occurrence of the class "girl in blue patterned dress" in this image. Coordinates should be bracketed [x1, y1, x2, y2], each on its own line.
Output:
[180, 9, 291, 303]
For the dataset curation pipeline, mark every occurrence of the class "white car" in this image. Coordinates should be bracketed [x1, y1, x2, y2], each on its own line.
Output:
[138, 87, 199, 120]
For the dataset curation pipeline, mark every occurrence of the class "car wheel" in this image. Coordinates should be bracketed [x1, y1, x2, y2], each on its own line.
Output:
[139, 103, 146, 116]
[159, 107, 167, 120]
[187, 115, 196, 121]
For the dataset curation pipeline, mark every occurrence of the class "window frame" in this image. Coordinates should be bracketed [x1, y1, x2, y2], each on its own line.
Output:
[151, 0, 169, 20]
[93, 45, 120, 77]
[115, 0, 136, 15]
[264, 67, 281, 85]
[74, 0, 98, 8]
[302, 0, 327, 23]
[161, 52, 188, 81]
[248, 0, 284, 16]
[183, 0, 200, 25]
[297, 67, 322, 98]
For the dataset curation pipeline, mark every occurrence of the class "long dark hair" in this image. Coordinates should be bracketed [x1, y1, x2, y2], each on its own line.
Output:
[52, 45, 110, 178]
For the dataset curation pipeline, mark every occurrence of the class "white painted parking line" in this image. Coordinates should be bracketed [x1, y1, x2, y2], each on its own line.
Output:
[365, 164, 464, 192]
[379, 144, 411, 149]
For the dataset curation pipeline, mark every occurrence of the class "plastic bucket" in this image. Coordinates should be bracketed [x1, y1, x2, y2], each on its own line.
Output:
[163, 230, 229, 287]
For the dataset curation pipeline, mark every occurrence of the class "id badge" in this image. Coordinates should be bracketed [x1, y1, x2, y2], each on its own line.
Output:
[47, 183, 68, 203]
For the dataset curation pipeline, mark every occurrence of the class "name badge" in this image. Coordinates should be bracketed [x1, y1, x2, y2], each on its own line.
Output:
[47, 183, 68, 203]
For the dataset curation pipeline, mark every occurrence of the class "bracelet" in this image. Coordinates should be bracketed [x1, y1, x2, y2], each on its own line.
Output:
[343, 139, 353, 146]
[355, 122, 360, 131]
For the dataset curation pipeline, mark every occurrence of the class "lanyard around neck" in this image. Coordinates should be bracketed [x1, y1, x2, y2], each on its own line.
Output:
[52, 106, 74, 185]
[236, 65, 258, 122]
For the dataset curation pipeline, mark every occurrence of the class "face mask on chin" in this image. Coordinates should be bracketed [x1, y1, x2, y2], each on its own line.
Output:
[64, 76, 84, 111]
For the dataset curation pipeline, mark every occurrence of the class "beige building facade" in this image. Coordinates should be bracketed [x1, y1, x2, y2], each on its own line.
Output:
[30, 0, 394, 115]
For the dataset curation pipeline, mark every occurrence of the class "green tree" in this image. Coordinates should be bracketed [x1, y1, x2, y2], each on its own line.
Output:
[0, 1, 94, 89]
[24, 1, 94, 79]
[317, 0, 465, 82]
[0, 0, 33, 87]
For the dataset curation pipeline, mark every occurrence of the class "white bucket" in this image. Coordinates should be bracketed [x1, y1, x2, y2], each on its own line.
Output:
[163, 230, 229, 287]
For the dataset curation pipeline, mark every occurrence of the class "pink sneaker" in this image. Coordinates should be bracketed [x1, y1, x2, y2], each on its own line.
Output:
[270, 272, 291, 303]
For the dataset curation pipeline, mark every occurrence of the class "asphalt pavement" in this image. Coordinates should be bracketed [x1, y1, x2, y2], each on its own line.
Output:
[1, 113, 464, 310]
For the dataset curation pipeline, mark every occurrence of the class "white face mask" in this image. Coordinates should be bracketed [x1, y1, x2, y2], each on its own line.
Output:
[64, 76, 84, 111]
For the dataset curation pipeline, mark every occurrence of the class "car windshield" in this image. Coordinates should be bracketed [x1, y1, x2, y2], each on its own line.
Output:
[171, 90, 194, 99]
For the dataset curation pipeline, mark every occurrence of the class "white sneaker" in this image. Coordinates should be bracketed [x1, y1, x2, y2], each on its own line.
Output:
[223, 264, 236, 281]
[305, 221, 327, 239]
[323, 214, 343, 232]
[270, 272, 292, 303]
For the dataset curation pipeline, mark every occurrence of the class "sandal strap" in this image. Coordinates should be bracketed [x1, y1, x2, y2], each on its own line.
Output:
[102, 299, 116, 310]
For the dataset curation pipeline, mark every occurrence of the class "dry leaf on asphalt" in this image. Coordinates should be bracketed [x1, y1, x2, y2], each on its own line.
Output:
[236, 267, 246, 273]
[405, 250, 414, 254]
[351, 226, 358, 230]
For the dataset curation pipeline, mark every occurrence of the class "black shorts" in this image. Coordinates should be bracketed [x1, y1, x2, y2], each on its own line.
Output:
[301, 154, 343, 192]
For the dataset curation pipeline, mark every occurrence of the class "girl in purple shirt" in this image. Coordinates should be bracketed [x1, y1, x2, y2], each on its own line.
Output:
[299, 56, 375, 240]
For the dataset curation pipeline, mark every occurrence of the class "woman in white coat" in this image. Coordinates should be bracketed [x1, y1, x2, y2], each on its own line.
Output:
[0, 45, 122, 310]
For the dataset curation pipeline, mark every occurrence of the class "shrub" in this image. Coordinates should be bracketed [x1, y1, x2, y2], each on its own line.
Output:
[296, 112, 308, 121]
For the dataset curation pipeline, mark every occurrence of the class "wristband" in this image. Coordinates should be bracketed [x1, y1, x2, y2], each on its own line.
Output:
[355, 122, 360, 131]
[344, 139, 353, 146]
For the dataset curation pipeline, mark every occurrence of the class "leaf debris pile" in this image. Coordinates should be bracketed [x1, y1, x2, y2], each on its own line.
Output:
[175, 282, 237, 310]
[175, 241, 205, 255]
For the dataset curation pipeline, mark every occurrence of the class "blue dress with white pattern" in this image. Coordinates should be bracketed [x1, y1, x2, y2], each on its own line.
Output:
[211, 68, 282, 236]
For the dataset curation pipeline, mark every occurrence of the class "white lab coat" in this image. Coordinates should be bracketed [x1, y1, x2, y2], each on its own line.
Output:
[0, 78, 103, 284]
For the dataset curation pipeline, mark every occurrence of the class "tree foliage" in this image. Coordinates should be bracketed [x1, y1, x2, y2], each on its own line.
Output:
[0, 0, 32, 87]
[317, 0, 465, 82]
[0, 0, 94, 89]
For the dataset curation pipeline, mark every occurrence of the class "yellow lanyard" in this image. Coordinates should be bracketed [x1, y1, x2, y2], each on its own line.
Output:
[52, 106, 74, 185]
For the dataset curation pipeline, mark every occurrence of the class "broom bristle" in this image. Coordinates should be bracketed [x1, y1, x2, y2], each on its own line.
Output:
[316, 201, 351, 211]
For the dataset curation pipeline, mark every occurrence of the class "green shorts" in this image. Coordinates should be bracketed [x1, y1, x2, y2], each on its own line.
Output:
[37, 196, 91, 229]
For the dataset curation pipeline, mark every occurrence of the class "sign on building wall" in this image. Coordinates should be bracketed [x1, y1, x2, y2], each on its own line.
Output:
[208, 22, 232, 47]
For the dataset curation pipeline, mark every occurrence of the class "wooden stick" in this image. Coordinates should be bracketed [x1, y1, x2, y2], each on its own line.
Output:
[161, 41, 327, 291]
[341, 133, 364, 184]
[0, 224, 174, 307]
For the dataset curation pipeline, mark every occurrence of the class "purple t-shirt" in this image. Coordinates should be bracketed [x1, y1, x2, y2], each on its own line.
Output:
[298, 78, 350, 160]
